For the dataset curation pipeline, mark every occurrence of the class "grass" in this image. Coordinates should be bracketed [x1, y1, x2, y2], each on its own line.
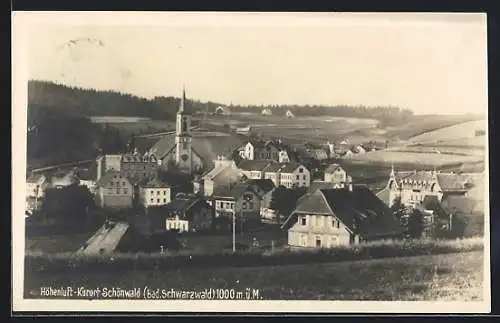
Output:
[25, 232, 95, 254]
[24, 250, 484, 301]
[24, 237, 483, 274]
[344, 150, 483, 168]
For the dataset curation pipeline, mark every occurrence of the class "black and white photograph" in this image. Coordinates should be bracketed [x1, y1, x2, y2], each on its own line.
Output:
[12, 12, 490, 313]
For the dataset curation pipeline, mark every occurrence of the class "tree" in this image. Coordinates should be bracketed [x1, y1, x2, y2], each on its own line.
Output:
[269, 186, 292, 219]
[39, 184, 94, 229]
[390, 196, 407, 228]
[407, 208, 425, 239]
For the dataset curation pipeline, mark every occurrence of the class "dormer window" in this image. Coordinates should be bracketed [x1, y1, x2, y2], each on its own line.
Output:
[299, 168, 304, 173]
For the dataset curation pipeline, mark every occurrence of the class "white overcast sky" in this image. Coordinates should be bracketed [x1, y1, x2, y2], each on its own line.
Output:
[17, 12, 488, 115]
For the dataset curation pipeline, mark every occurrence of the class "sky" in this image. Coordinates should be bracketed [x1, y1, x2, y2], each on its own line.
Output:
[19, 12, 488, 115]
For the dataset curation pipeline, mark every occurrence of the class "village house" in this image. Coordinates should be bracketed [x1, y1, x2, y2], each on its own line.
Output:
[239, 139, 291, 163]
[120, 149, 159, 180]
[26, 173, 49, 213]
[95, 170, 134, 209]
[162, 197, 214, 233]
[96, 154, 122, 179]
[376, 167, 482, 209]
[198, 156, 243, 198]
[139, 177, 172, 209]
[212, 183, 262, 229]
[261, 108, 273, 116]
[237, 160, 273, 180]
[323, 164, 351, 188]
[245, 179, 276, 222]
[263, 162, 310, 189]
[76, 163, 98, 195]
[353, 145, 366, 154]
[281, 186, 404, 248]
[49, 169, 80, 189]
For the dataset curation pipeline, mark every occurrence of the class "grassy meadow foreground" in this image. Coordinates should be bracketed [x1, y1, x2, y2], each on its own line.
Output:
[25, 251, 483, 301]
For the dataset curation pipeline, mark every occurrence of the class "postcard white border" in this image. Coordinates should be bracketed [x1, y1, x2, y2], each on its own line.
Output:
[11, 11, 491, 313]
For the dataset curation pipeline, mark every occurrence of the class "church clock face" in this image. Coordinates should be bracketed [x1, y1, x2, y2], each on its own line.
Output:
[181, 154, 189, 161]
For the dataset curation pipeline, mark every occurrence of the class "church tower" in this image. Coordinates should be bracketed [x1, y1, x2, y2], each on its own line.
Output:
[175, 87, 193, 174]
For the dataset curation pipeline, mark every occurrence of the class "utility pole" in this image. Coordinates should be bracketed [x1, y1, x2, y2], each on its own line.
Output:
[232, 211, 236, 253]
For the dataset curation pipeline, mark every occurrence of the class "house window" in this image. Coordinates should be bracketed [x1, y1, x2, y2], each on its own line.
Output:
[332, 219, 336, 228]
[249, 202, 254, 209]
[157, 191, 160, 195]
[242, 202, 247, 209]
[337, 220, 340, 229]
[116, 188, 120, 194]
[296, 175, 300, 180]
[299, 168, 304, 173]
[123, 188, 128, 195]
[157, 199, 160, 203]
[122, 181, 126, 186]
[163, 199, 167, 203]
[164, 190, 167, 195]
[150, 199, 154, 203]
[303, 175, 306, 180]
[150, 190, 154, 194]
[301, 217, 307, 226]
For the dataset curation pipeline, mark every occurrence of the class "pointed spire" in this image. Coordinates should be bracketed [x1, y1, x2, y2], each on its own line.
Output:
[179, 85, 186, 113]
[390, 163, 395, 177]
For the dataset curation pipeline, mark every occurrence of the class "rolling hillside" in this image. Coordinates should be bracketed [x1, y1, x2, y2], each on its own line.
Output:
[408, 119, 486, 147]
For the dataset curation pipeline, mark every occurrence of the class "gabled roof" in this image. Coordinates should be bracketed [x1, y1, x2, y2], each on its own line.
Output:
[263, 162, 304, 173]
[324, 164, 343, 174]
[163, 197, 208, 215]
[238, 160, 272, 171]
[140, 177, 171, 188]
[149, 133, 244, 170]
[437, 173, 471, 192]
[282, 186, 404, 238]
[375, 187, 391, 206]
[246, 179, 275, 193]
[212, 183, 257, 200]
[309, 180, 339, 193]
[76, 162, 97, 181]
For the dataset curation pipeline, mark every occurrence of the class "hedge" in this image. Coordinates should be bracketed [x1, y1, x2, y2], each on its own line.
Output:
[25, 237, 483, 274]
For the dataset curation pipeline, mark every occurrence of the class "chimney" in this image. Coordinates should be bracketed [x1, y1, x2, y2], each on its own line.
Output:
[347, 175, 353, 192]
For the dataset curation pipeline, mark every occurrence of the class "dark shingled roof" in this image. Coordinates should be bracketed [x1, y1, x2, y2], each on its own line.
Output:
[212, 183, 257, 200]
[76, 162, 98, 181]
[238, 160, 273, 171]
[282, 186, 404, 238]
[139, 177, 171, 188]
[149, 133, 245, 170]
[324, 164, 343, 174]
[263, 161, 304, 173]
[375, 187, 391, 206]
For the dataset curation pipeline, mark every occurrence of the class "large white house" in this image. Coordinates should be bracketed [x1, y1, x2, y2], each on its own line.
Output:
[138, 177, 172, 208]
[263, 162, 310, 188]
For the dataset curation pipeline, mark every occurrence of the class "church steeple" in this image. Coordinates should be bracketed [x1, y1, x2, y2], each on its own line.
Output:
[178, 85, 186, 114]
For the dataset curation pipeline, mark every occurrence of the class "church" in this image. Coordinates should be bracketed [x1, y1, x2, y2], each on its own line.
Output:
[153, 88, 204, 175]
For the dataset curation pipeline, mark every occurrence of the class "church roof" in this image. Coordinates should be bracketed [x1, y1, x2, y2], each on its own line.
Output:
[149, 133, 245, 170]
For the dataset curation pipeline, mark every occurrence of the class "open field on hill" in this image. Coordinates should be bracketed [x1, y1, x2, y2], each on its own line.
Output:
[407, 120, 486, 145]
[24, 250, 483, 301]
[343, 150, 484, 168]
[387, 146, 485, 157]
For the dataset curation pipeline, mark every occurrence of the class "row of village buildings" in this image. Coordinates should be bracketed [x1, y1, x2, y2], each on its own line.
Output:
[26, 144, 483, 248]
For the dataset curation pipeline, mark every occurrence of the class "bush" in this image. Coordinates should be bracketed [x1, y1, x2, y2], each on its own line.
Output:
[25, 237, 483, 274]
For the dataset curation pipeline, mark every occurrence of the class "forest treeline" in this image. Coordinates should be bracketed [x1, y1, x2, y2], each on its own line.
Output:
[28, 80, 415, 122]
